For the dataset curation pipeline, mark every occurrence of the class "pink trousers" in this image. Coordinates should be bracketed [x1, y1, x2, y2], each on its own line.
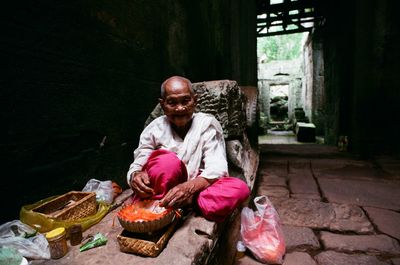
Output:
[133, 149, 250, 222]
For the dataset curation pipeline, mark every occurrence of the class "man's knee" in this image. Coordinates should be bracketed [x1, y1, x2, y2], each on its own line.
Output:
[197, 177, 250, 222]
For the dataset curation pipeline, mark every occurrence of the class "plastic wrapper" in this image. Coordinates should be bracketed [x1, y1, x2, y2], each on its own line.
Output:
[20, 196, 111, 234]
[79, 232, 107, 252]
[0, 220, 50, 260]
[240, 195, 286, 264]
[0, 246, 28, 265]
[82, 179, 114, 204]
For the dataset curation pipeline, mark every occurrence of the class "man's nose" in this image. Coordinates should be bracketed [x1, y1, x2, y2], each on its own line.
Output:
[175, 104, 187, 111]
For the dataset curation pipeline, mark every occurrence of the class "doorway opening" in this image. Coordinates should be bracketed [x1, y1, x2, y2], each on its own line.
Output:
[257, 31, 325, 145]
[256, 0, 325, 145]
[270, 84, 289, 122]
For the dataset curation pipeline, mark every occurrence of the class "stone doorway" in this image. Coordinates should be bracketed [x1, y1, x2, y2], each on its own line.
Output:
[257, 31, 325, 145]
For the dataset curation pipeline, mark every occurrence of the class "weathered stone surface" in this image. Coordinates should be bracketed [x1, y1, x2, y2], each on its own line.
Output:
[31, 208, 219, 265]
[257, 186, 290, 198]
[375, 156, 400, 177]
[282, 225, 320, 251]
[258, 160, 288, 178]
[315, 164, 392, 181]
[287, 160, 320, 197]
[288, 172, 320, 196]
[320, 231, 400, 256]
[364, 207, 400, 240]
[208, 210, 241, 265]
[319, 177, 400, 210]
[270, 198, 373, 233]
[282, 252, 317, 265]
[258, 172, 287, 187]
[235, 255, 264, 265]
[315, 251, 389, 265]
[392, 258, 400, 265]
[311, 159, 374, 172]
[290, 193, 321, 200]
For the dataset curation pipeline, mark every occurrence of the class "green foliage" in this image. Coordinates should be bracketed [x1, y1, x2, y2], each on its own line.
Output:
[257, 32, 305, 62]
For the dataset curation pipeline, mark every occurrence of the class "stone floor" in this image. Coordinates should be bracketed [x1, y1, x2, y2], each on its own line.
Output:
[236, 143, 400, 265]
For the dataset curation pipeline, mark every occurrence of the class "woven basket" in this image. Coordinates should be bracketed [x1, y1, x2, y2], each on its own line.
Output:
[117, 209, 175, 233]
[32, 191, 97, 221]
[117, 218, 178, 257]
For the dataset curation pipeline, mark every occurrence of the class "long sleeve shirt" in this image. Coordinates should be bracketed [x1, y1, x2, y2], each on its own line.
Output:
[126, 112, 228, 184]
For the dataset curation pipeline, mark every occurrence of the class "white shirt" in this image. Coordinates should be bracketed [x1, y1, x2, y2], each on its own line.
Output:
[127, 112, 228, 184]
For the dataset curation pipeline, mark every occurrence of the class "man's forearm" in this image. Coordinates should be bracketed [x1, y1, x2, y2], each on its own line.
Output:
[187, 177, 216, 194]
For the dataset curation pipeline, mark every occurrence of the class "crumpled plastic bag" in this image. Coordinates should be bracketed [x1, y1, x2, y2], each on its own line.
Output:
[82, 179, 114, 204]
[0, 246, 28, 265]
[0, 220, 50, 260]
[240, 195, 286, 264]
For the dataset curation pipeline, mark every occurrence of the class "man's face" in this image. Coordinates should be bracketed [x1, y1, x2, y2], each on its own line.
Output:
[159, 78, 197, 129]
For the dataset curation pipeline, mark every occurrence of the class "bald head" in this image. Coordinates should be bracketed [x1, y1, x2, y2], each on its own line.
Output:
[161, 76, 194, 99]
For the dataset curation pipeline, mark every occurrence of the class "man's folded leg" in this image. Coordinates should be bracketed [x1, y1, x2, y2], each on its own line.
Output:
[196, 177, 250, 222]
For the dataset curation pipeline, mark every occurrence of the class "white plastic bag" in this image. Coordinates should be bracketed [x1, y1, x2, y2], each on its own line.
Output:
[0, 220, 50, 260]
[240, 195, 286, 264]
[82, 178, 114, 204]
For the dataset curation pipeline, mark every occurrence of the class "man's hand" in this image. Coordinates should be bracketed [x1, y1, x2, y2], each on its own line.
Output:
[129, 171, 154, 198]
[159, 177, 214, 208]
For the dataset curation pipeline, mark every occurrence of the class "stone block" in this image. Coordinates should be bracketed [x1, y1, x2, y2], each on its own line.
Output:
[364, 207, 400, 240]
[319, 178, 400, 211]
[283, 252, 317, 265]
[282, 225, 320, 251]
[270, 198, 374, 233]
[315, 251, 389, 265]
[295, 122, 316, 142]
[320, 231, 400, 256]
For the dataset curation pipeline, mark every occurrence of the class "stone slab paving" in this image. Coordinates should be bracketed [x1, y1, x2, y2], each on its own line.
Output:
[270, 198, 374, 233]
[257, 185, 290, 198]
[290, 193, 321, 200]
[248, 146, 400, 265]
[364, 206, 400, 240]
[258, 172, 287, 187]
[392, 258, 400, 265]
[282, 225, 320, 252]
[314, 250, 390, 265]
[375, 156, 400, 177]
[320, 231, 400, 256]
[234, 255, 263, 265]
[318, 177, 400, 211]
[311, 158, 374, 172]
[313, 162, 391, 180]
[258, 159, 288, 178]
[282, 252, 317, 265]
[287, 160, 320, 198]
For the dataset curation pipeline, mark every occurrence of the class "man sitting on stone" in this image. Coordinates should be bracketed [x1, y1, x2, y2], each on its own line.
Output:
[127, 75, 250, 222]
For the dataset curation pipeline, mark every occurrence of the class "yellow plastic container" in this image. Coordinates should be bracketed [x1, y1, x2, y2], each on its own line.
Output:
[46, 227, 68, 259]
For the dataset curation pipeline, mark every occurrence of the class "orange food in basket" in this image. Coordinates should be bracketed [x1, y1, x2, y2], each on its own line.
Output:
[117, 200, 172, 222]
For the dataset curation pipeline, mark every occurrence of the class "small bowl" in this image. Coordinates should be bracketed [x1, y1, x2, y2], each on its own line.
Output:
[117, 200, 176, 233]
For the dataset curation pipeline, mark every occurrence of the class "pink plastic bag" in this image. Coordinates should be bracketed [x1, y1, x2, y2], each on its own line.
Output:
[240, 195, 286, 264]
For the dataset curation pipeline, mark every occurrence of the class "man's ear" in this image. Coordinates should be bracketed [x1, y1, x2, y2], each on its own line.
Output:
[159, 98, 166, 111]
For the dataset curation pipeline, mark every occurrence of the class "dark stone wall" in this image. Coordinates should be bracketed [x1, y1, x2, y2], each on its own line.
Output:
[321, 0, 400, 156]
[0, 1, 256, 222]
[350, 0, 400, 156]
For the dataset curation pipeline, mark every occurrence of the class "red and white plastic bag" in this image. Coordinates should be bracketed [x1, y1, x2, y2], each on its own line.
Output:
[240, 195, 286, 264]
